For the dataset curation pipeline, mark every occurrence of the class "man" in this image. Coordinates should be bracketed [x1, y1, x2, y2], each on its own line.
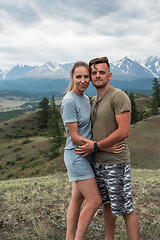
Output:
[76, 57, 140, 240]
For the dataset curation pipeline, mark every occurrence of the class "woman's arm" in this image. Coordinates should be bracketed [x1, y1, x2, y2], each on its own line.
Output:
[67, 123, 124, 153]
[66, 122, 89, 146]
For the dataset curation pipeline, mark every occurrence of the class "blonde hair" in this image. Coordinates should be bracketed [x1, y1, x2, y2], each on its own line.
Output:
[67, 61, 89, 92]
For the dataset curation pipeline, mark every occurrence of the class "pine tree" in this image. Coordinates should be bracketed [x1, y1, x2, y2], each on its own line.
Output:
[152, 78, 160, 107]
[37, 97, 50, 128]
[129, 92, 139, 124]
[50, 95, 60, 118]
[48, 114, 65, 157]
[151, 97, 159, 116]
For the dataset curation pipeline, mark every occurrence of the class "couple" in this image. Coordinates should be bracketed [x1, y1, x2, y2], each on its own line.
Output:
[61, 57, 140, 240]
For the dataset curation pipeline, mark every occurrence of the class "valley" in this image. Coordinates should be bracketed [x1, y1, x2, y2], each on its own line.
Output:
[0, 100, 27, 112]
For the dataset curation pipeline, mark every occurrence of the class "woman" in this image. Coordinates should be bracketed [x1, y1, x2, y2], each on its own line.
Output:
[61, 61, 123, 240]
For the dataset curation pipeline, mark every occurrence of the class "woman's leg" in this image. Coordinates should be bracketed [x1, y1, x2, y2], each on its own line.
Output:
[75, 177, 102, 240]
[66, 182, 84, 240]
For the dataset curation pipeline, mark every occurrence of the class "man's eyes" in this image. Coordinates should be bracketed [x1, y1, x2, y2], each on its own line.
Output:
[91, 72, 97, 76]
[91, 71, 106, 75]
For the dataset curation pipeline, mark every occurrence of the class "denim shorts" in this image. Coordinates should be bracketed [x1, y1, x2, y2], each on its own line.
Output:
[91, 160, 134, 216]
[64, 149, 95, 182]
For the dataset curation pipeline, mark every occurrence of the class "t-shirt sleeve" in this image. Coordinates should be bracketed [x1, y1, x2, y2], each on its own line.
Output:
[113, 91, 131, 116]
[61, 98, 77, 124]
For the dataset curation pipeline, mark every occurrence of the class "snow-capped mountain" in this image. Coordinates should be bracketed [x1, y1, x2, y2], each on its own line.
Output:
[21, 61, 73, 79]
[0, 64, 37, 80]
[0, 56, 160, 81]
[111, 56, 154, 80]
[143, 56, 160, 78]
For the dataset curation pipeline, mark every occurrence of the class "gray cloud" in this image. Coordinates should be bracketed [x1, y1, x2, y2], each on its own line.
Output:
[0, 0, 160, 69]
[0, 2, 41, 26]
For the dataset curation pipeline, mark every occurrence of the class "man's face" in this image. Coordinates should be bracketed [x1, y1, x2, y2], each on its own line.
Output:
[90, 63, 112, 89]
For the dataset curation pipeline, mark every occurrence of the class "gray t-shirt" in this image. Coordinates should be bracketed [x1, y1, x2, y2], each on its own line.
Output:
[61, 91, 92, 150]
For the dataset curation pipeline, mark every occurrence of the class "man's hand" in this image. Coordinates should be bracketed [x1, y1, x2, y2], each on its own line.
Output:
[75, 138, 95, 157]
[102, 141, 124, 153]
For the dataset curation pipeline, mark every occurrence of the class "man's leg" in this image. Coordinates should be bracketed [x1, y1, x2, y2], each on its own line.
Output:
[91, 162, 117, 240]
[123, 211, 140, 240]
[103, 203, 116, 240]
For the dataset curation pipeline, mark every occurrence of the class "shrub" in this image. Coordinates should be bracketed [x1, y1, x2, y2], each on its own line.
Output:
[38, 149, 49, 156]
[5, 133, 13, 138]
[30, 157, 35, 162]
[24, 132, 31, 138]
[14, 133, 23, 138]
[30, 169, 39, 176]
[32, 130, 38, 136]
[22, 138, 31, 144]
[6, 161, 11, 165]
[7, 173, 14, 179]
[27, 160, 40, 168]
[16, 156, 24, 161]
[11, 161, 15, 166]
[14, 147, 22, 152]
[21, 164, 26, 170]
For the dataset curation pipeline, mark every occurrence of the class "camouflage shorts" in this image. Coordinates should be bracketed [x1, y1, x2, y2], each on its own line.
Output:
[91, 160, 134, 216]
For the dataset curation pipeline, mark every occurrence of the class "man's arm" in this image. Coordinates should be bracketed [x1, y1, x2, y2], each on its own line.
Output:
[75, 111, 131, 156]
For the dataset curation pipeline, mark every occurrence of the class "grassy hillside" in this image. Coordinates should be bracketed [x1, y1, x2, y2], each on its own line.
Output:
[0, 98, 160, 181]
[0, 169, 159, 239]
[0, 101, 159, 239]
[0, 111, 66, 180]
[128, 115, 160, 169]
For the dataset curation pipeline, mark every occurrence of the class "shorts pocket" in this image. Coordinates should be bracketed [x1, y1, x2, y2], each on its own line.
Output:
[72, 154, 86, 177]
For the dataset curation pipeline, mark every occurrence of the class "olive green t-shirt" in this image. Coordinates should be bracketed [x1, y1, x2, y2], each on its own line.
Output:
[91, 86, 131, 165]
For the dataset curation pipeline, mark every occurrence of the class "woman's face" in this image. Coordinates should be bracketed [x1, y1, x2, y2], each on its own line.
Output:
[71, 66, 90, 95]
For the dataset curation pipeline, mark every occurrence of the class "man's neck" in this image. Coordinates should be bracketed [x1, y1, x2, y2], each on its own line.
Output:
[97, 84, 110, 100]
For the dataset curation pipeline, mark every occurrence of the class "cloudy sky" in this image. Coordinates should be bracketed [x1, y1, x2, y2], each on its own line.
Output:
[0, 0, 160, 69]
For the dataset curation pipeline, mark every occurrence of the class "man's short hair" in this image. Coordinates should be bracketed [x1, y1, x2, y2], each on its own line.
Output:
[89, 57, 110, 70]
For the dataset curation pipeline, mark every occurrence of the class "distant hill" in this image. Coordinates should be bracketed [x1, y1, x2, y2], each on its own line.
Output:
[0, 109, 159, 181]
[1, 55, 160, 96]
[0, 77, 155, 97]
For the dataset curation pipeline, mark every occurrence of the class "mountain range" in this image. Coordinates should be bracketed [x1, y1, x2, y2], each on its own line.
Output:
[0, 56, 160, 96]
[0, 55, 160, 81]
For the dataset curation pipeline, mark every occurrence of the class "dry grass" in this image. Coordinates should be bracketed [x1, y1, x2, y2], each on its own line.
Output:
[128, 115, 160, 170]
[0, 169, 159, 240]
[0, 111, 66, 180]
[0, 96, 160, 239]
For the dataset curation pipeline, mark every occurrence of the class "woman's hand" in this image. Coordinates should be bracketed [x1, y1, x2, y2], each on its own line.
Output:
[102, 141, 124, 153]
